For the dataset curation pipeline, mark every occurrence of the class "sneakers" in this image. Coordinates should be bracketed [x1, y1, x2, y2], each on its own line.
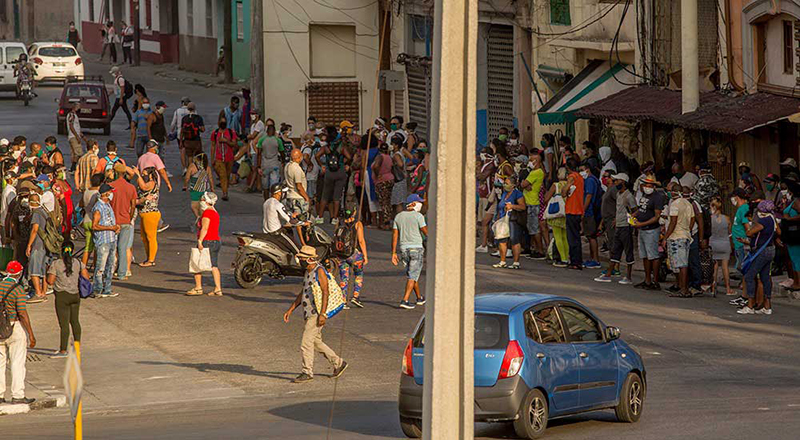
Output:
[292, 373, 314, 383]
[647, 282, 662, 291]
[755, 308, 773, 315]
[331, 361, 348, 379]
[416, 296, 426, 305]
[27, 295, 47, 304]
[331, 218, 339, 226]
[493, 261, 508, 268]
[528, 252, 546, 260]
[100, 292, 119, 298]
[594, 275, 612, 283]
[50, 351, 68, 359]
[583, 260, 602, 269]
[780, 278, 794, 288]
[508, 262, 521, 270]
[492, 250, 513, 257]
[633, 281, 650, 289]
[399, 301, 416, 309]
[737, 306, 755, 315]
[157, 223, 170, 233]
[315, 218, 324, 225]
[475, 245, 489, 253]
[618, 277, 633, 285]
[350, 297, 364, 308]
[11, 397, 35, 405]
[599, 269, 621, 277]
[729, 296, 747, 306]
[552, 261, 568, 268]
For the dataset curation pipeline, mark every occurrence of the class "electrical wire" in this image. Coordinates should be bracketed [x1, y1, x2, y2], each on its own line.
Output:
[608, 0, 650, 85]
[281, 0, 380, 56]
[533, 0, 623, 37]
[309, 0, 378, 11]
[309, 0, 378, 32]
[271, 0, 311, 81]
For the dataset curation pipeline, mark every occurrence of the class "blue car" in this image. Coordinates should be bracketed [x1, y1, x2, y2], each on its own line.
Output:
[398, 293, 646, 438]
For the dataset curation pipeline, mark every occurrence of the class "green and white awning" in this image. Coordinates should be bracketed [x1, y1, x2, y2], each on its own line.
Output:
[537, 60, 637, 125]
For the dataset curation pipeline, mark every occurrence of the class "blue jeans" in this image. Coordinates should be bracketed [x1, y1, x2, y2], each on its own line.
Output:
[135, 136, 149, 157]
[116, 224, 134, 276]
[689, 234, 701, 288]
[400, 247, 424, 281]
[94, 241, 117, 295]
[745, 246, 775, 299]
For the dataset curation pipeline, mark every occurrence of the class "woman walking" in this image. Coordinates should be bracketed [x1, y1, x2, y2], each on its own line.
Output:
[545, 167, 569, 267]
[187, 192, 222, 296]
[371, 142, 394, 229]
[336, 208, 368, 308]
[185, 153, 215, 221]
[46, 241, 90, 358]
[708, 198, 733, 296]
[137, 167, 160, 267]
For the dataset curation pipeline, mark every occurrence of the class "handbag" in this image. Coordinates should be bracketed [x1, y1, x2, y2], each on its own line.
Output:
[188, 248, 213, 273]
[544, 194, 565, 220]
[741, 218, 775, 274]
[79, 275, 93, 299]
[310, 266, 347, 319]
[492, 214, 510, 240]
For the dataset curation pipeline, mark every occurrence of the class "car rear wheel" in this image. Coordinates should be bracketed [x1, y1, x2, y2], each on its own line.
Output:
[615, 372, 644, 423]
[513, 389, 548, 439]
[399, 416, 422, 438]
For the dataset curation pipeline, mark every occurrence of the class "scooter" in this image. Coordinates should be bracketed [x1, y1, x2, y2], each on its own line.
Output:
[232, 224, 334, 289]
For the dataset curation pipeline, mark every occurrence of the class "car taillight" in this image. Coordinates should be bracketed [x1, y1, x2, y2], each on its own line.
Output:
[75, 58, 82, 66]
[498, 340, 524, 379]
[58, 109, 65, 116]
[33, 57, 43, 65]
[401, 338, 414, 377]
[101, 111, 107, 117]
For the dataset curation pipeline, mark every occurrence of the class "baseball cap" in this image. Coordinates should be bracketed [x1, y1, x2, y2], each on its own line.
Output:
[732, 188, 748, 199]
[5, 260, 23, 275]
[0, 138, 8, 147]
[780, 158, 798, 168]
[181, 96, 190, 104]
[36, 174, 50, 182]
[406, 194, 424, 204]
[109, 66, 120, 74]
[99, 183, 115, 194]
[611, 172, 629, 183]
[764, 173, 779, 183]
[187, 102, 196, 111]
[155, 100, 167, 108]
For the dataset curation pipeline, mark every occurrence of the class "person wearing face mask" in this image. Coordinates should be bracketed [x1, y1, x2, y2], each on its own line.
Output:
[660, 183, 696, 297]
[146, 101, 169, 158]
[43, 137, 64, 169]
[26, 193, 50, 304]
[669, 162, 699, 190]
[91, 184, 121, 298]
[390, 135, 408, 216]
[492, 177, 525, 270]
[219, 96, 242, 137]
[632, 176, 666, 290]
[580, 162, 603, 268]
[476, 146, 497, 253]
[131, 97, 153, 157]
[632, 161, 655, 204]
[598, 146, 617, 190]
[257, 124, 284, 201]
[185, 153, 215, 221]
[187, 192, 223, 296]
[75, 140, 100, 194]
[392, 194, 428, 309]
[764, 173, 780, 205]
[108, 162, 137, 281]
[211, 117, 240, 201]
[581, 141, 600, 177]
[0, 260, 37, 405]
[0, 172, 17, 239]
[540, 134, 556, 180]
[520, 151, 545, 259]
[498, 127, 510, 144]
[595, 173, 636, 284]
[7, 189, 31, 266]
[693, 163, 720, 210]
[304, 116, 318, 139]
[67, 103, 87, 172]
[561, 158, 585, 270]
[179, 102, 206, 164]
[52, 165, 74, 237]
[387, 115, 407, 146]
[707, 197, 734, 296]
[67, 21, 81, 48]
[737, 161, 762, 196]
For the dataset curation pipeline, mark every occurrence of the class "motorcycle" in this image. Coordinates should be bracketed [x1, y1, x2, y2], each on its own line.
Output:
[18, 76, 34, 106]
[232, 224, 334, 289]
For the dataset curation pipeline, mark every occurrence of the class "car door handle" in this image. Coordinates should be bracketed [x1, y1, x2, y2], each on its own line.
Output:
[579, 352, 588, 358]
[536, 352, 545, 359]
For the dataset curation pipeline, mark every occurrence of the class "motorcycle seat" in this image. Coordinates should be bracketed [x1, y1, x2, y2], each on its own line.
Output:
[254, 232, 299, 254]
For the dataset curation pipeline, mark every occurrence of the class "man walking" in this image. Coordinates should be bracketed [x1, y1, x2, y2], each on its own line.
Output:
[392, 195, 428, 309]
[563, 159, 585, 270]
[109, 67, 132, 128]
[0, 260, 36, 404]
[180, 102, 205, 161]
[170, 97, 191, 172]
[283, 246, 347, 384]
[91, 184, 120, 298]
[66, 103, 87, 172]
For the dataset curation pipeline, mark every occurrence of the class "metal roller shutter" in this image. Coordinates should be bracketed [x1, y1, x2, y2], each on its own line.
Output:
[487, 25, 515, 140]
[406, 64, 431, 141]
[306, 81, 361, 130]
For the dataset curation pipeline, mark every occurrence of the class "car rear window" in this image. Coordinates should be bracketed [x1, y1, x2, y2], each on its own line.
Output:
[66, 86, 102, 98]
[412, 314, 509, 350]
[5, 47, 25, 63]
[40, 47, 77, 57]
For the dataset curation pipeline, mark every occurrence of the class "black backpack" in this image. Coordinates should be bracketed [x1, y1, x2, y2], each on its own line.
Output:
[332, 222, 357, 259]
[123, 78, 134, 99]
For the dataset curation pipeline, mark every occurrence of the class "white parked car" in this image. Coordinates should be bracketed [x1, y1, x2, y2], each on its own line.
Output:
[28, 42, 84, 83]
[0, 42, 28, 92]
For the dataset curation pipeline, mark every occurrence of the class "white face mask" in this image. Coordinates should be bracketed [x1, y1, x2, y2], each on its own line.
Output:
[199, 201, 209, 211]
[252, 115, 258, 122]
[509, 139, 519, 146]
[579, 170, 589, 179]
[527, 161, 534, 169]
[92, 148, 99, 155]
[285, 131, 292, 138]
[142, 104, 151, 110]
[730, 197, 737, 206]
[157, 107, 165, 114]
[411, 203, 422, 212]
[643, 186, 654, 195]
[308, 123, 315, 130]
[12, 150, 21, 159]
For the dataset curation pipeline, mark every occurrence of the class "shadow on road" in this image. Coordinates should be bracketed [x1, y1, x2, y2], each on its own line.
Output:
[136, 360, 296, 381]
[267, 400, 402, 438]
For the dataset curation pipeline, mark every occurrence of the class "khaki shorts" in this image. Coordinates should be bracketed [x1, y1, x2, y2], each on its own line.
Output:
[479, 197, 496, 220]
[69, 137, 85, 160]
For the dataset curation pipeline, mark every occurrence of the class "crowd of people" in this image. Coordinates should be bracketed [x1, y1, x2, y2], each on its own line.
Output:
[478, 132, 800, 317]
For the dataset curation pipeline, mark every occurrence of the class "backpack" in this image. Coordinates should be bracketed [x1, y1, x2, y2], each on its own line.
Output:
[0, 279, 18, 339]
[36, 208, 65, 254]
[332, 221, 357, 259]
[103, 155, 120, 172]
[182, 115, 201, 140]
[122, 78, 133, 99]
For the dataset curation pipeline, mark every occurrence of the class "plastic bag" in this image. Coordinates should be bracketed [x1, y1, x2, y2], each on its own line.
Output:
[492, 215, 510, 240]
[189, 248, 213, 273]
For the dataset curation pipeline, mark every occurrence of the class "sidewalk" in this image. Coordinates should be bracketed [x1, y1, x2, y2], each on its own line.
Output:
[88, 56, 245, 93]
[2, 353, 66, 415]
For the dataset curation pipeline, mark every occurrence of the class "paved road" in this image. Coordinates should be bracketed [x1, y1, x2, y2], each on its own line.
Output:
[2, 59, 800, 439]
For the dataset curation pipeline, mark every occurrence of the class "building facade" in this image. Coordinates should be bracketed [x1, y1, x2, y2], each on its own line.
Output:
[0, 0, 75, 43]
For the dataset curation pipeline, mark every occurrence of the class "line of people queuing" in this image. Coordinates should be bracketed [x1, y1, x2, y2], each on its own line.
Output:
[478, 131, 800, 317]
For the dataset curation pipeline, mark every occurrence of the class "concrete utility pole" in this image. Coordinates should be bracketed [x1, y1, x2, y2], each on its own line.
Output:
[223, 0, 234, 84]
[250, 0, 265, 114]
[133, 0, 141, 66]
[681, 0, 698, 113]
[423, 0, 477, 438]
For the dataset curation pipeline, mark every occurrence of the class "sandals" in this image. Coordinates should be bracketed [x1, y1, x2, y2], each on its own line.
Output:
[138, 261, 156, 268]
[185, 287, 204, 296]
[207, 289, 223, 296]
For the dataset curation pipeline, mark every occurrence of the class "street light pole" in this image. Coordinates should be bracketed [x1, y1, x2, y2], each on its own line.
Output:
[423, 0, 478, 438]
[223, 0, 234, 84]
[250, 0, 265, 113]
[132, 0, 140, 66]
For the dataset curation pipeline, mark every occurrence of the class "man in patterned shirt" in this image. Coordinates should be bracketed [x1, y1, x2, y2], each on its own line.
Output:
[283, 246, 347, 383]
[694, 162, 720, 210]
[0, 260, 36, 404]
[91, 184, 121, 298]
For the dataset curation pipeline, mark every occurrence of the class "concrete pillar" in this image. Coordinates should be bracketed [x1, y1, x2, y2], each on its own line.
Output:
[681, 0, 699, 113]
[422, 0, 478, 437]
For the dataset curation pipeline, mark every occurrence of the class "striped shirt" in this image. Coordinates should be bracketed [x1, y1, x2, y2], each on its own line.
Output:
[92, 199, 117, 245]
[76, 152, 99, 192]
[0, 277, 27, 321]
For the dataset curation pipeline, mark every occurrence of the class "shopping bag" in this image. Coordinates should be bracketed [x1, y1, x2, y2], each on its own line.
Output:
[189, 248, 213, 273]
[492, 214, 510, 240]
[311, 267, 347, 319]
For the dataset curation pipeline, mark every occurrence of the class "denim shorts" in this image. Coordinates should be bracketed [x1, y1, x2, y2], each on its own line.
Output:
[28, 248, 48, 277]
[400, 247, 424, 281]
[284, 198, 309, 219]
[667, 238, 691, 271]
[638, 228, 660, 260]
[498, 221, 525, 246]
[203, 240, 221, 267]
[526, 205, 540, 235]
[307, 180, 317, 199]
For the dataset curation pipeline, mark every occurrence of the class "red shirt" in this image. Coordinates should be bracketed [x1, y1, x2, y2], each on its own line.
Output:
[109, 177, 138, 225]
[198, 209, 220, 241]
[211, 128, 238, 162]
[565, 171, 585, 215]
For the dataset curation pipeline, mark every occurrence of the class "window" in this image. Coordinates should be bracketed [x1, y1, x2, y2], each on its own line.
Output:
[550, 0, 571, 26]
[559, 306, 603, 343]
[187, 0, 194, 35]
[474, 314, 508, 349]
[784, 21, 794, 75]
[236, 1, 244, 41]
[206, 0, 214, 37]
[309, 24, 357, 77]
[5, 47, 25, 63]
[40, 47, 77, 57]
[531, 307, 566, 344]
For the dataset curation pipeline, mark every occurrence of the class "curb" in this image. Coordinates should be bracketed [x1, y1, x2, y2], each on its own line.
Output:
[0, 379, 68, 415]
